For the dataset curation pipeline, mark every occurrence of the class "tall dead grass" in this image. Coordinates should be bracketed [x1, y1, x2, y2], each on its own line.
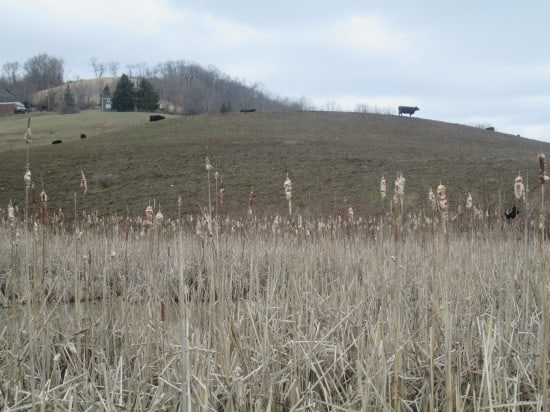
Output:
[0, 212, 546, 410]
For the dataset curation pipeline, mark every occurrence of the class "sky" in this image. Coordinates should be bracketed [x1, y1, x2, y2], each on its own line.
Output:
[3, 0, 550, 141]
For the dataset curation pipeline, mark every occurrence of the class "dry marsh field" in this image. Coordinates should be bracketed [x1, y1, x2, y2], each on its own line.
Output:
[2, 111, 550, 410]
[1, 212, 550, 410]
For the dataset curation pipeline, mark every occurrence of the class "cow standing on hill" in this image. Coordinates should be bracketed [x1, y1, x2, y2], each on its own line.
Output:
[398, 106, 419, 117]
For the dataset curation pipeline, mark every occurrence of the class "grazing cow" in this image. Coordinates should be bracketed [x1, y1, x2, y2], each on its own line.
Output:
[398, 106, 419, 117]
[485, 127, 495, 131]
[80, 133, 87, 139]
[149, 115, 165, 122]
[505, 205, 519, 220]
[52, 139, 62, 144]
[240, 109, 256, 113]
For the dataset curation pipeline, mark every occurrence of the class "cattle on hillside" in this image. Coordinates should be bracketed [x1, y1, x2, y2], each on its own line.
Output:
[150, 115, 165, 122]
[52, 140, 62, 144]
[398, 106, 419, 117]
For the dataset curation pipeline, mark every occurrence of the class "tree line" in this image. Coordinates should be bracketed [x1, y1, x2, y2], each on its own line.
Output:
[0, 54, 310, 114]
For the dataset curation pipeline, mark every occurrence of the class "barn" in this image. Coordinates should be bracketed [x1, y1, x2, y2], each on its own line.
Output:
[0, 101, 26, 115]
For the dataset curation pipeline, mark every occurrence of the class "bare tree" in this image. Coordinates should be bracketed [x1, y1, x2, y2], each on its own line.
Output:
[89, 57, 106, 79]
[2, 62, 20, 84]
[108, 61, 119, 77]
[23, 54, 64, 92]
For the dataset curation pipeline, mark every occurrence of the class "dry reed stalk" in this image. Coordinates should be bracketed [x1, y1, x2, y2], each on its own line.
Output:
[437, 183, 448, 238]
[284, 174, 292, 217]
[248, 188, 255, 217]
[80, 170, 87, 195]
[538, 153, 549, 411]
[393, 174, 405, 239]
[380, 175, 386, 200]
[205, 157, 213, 228]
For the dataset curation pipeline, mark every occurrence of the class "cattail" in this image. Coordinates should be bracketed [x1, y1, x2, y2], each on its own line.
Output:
[466, 192, 473, 210]
[40, 189, 47, 224]
[248, 188, 255, 216]
[514, 175, 525, 200]
[284, 174, 292, 216]
[205, 157, 213, 171]
[437, 184, 448, 211]
[7, 200, 15, 228]
[155, 210, 164, 225]
[24, 127, 32, 144]
[31, 183, 36, 205]
[219, 181, 225, 207]
[24, 164, 31, 188]
[145, 205, 154, 227]
[80, 170, 87, 195]
[428, 187, 436, 211]
[56, 207, 64, 225]
[393, 174, 405, 204]
[124, 216, 131, 241]
[380, 176, 386, 199]
[284, 175, 292, 201]
[539, 153, 549, 184]
[348, 206, 354, 223]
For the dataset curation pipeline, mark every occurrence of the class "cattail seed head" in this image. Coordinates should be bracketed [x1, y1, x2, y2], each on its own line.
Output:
[24, 164, 31, 188]
[248, 188, 255, 217]
[7, 200, 15, 228]
[155, 210, 164, 225]
[40, 190, 47, 224]
[205, 157, 213, 171]
[437, 184, 447, 211]
[80, 171, 87, 195]
[514, 175, 525, 200]
[466, 192, 473, 210]
[219, 182, 225, 207]
[539, 153, 548, 184]
[56, 208, 64, 225]
[284, 175, 292, 201]
[380, 176, 386, 199]
[393, 174, 405, 204]
[145, 205, 154, 227]
[24, 127, 32, 144]
[124, 216, 131, 241]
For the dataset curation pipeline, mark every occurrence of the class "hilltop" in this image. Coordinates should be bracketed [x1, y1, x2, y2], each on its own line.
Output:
[0, 110, 547, 220]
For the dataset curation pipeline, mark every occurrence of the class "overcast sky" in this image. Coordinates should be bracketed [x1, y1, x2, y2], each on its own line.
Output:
[3, 1, 550, 141]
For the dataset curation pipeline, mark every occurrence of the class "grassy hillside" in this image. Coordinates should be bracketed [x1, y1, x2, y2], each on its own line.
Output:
[0, 110, 548, 220]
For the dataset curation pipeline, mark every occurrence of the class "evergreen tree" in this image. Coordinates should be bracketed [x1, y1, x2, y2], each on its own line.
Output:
[111, 74, 135, 111]
[102, 84, 111, 97]
[62, 84, 77, 113]
[135, 78, 160, 112]
[220, 101, 232, 113]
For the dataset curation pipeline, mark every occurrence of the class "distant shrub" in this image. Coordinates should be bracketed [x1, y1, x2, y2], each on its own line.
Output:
[94, 173, 117, 188]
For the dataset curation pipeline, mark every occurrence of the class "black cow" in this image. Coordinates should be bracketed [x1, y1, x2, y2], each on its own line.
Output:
[398, 106, 419, 117]
[150, 115, 165, 122]
[240, 109, 256, 113]
[485, 127, 495, 131]
[51, 139, 62, 144]
[80, 133, 87, 139]
[505, 206, 519, 220]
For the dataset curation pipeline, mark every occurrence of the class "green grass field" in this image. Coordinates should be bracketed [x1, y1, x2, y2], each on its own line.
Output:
[0, 110, 548, 220]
